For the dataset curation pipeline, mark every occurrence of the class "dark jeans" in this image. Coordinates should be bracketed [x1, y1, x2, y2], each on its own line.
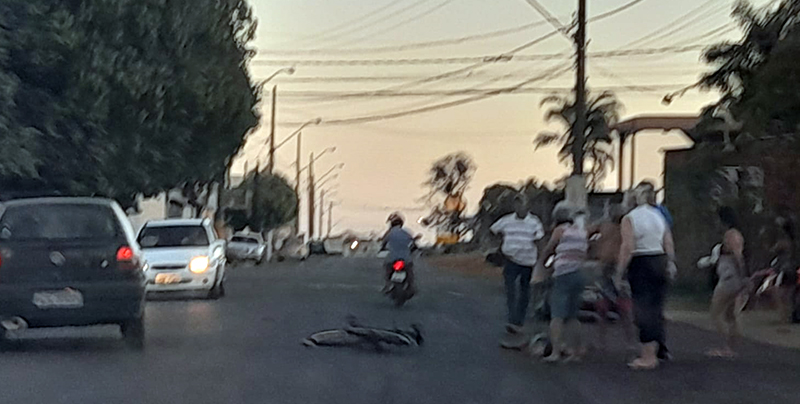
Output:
[503, 260, 533, 326]
[628, 254, 668, 346]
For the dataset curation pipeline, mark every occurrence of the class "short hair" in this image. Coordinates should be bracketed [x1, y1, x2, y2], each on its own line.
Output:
[635, 180, 657, 206]
[552, 203, 574, 226]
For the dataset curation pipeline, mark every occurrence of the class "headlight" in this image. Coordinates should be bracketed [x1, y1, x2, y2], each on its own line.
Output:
[189, 256, 210, 273]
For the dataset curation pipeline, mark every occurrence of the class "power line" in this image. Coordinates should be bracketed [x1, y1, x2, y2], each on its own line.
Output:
[279, 65, 573, 126]
[523, 0, 570, 34]
[271, 84, 693, 99]
[590, 0, 646, 21]
[259, 2, 646, 56]
[332, 0, 457, 47]
[621, 0, 727, 48]
[268, 67, 704, 83]
[321, 0, 645, 100]
[284, 0, 410, 45]
[258, 21, 551, 55]
[251, 45, 707, 66]
[304, 0, 435, 45]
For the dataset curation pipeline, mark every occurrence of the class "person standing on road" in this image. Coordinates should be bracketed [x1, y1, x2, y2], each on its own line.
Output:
[706, 206, 748, 358]
[589, 205, 636, 352]
[491, 195, 545, 336]
[538, 204, 589, 362]
[617, 181, 676, 370]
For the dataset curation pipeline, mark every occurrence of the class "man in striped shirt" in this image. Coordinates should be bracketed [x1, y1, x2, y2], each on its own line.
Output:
[491, 195, 545, 335]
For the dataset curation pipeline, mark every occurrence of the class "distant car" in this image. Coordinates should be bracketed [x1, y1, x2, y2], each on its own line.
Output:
[0, 197, 146, 349]
[227, 233, 267, 264]
[276, 236, 308, 261]
[308, 241, 327, 255]
[137, 218, 227, 299]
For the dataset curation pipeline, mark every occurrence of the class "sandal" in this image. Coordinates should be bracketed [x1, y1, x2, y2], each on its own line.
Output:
[542, 352, 563, 363]
[705, 349, 737, 359]
[628, 357, 659, 370]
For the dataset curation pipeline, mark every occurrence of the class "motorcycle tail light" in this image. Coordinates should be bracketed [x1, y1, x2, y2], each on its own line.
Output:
[393, 260, 406, 271]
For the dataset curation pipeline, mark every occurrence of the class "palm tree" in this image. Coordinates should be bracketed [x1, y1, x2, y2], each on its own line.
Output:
[534, 90, 623, 190]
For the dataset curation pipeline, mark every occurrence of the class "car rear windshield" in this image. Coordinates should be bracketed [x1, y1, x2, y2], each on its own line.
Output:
[138, 225, 209, 248]
[231, 236, 259, 244]
[0, 203, 121, 241]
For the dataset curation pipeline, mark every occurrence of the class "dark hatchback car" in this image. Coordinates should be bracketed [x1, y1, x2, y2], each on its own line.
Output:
[0, 198, 146, 349]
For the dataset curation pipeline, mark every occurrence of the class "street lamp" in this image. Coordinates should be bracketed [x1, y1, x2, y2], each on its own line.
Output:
[263, 67, 297, 174]
[308, 158, 344, 241]
[317, 163, 345, 184]
[260, 66, 295, 85]
[261, 116, 323, 173]
[293, 146, 335, 234]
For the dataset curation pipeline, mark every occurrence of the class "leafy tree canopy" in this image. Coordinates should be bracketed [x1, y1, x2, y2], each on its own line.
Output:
[535, 90, 622, 190]
[226, 172, 297, 233]
[0, 0, 260, 206]
[701, 0, 800, 134]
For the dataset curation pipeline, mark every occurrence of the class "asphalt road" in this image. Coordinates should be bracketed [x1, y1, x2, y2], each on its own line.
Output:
[1, 257, 799, 404]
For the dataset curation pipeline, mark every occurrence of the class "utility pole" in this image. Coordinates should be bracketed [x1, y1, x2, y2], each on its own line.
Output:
[327, 201, 333, 238]
[251, 163, 260, 225]
[295, 132, 302, 234]
[318, 189, 325, 241]
[268, 85, 277, 174]
[574, 0, 587, 174]
[307, 151, 315, 241]
[566, 0, 588, 208]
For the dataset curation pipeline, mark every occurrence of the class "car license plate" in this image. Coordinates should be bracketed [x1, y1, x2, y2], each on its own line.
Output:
[33, 288, 84, 309]
[155, 273, 182, 284]
[390, 271, 407, 282]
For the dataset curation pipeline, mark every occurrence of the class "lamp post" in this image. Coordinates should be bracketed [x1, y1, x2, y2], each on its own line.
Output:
[263, 67, 296, 174]
[307, 162, 343, 240]
[295, 147, 335, 235]
[267, 117, 321, 174]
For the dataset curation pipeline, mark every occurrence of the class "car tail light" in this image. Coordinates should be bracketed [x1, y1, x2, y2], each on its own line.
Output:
[116, 246, 138, 270]
[393, 260, 405, 271]
[117, 246, 134, 262]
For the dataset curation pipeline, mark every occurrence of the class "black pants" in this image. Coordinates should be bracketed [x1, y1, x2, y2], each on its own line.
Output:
[627, 255, 668, 346]
[503, 261, 533, 326]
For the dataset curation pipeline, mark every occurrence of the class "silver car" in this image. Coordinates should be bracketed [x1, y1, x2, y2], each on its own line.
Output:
[227, 233, 267, 264]
[137, 218, 227, 299]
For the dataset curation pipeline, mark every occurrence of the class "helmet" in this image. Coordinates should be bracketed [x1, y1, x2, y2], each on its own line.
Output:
[387, 212, 405, 227]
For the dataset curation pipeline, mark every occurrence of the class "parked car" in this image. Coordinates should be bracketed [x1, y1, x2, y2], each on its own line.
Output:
[275, 236, 308, 261]
[137, 218, 227, 299]
[227, 232, 267, 264]
[0, 197, 146, 349]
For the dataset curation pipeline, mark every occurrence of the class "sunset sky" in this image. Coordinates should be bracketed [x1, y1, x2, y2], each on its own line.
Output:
[233, 0, 773, 239]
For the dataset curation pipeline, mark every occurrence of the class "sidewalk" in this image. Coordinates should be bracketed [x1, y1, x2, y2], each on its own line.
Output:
[667, 296, 800, 349]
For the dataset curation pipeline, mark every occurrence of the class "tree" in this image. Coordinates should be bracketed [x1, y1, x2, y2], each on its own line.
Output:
[0, 0, 260, 207]
[472, 179, 560, 249]
[226, 172, 297, 233]
[534, 91, 622, 190]
[701, 0, 800, 135]
[420, 152, 476, 240]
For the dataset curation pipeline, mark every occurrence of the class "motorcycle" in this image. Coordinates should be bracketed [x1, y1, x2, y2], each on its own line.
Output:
[387, 259, 414, 307]
[750, 261, 800, 323]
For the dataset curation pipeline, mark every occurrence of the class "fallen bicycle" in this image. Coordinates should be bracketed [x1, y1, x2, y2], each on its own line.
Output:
[302, 317, 423, 351]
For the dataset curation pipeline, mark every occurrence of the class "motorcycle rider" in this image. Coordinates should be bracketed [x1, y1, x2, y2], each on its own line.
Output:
[381, 212, 417, 294]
